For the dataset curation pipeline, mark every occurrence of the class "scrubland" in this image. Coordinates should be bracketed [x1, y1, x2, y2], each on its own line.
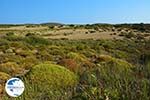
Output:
[0, 23, 150, 100]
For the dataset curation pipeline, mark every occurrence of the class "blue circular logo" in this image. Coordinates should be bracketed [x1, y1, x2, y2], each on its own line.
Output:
[5, 78, 25, 97]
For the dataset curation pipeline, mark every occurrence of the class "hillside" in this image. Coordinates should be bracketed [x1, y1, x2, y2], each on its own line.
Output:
[0, 24, 150, 100]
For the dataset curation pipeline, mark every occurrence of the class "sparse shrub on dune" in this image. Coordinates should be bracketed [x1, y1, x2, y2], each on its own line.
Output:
[67, 52, 95, 70]
[25, 33, 36, 37]
[80, 49, 96, 58]
[6, 32, 15, 36]
[47, 46, 65, 56]
[89, 30, 96, 33]
[0, 55, 8, 63]
[1, 54, 23, 65]
[100, 40, 116, 50]
[0, 84, 3, 95]
[15, 48, 33, 57]
[125, 32, 136, 38]
[0, 72, 10, 82]
[21, 56, 39, 70]
[4, 35, 24, 41]
[0, 72, 10, 95]
[10, 42, 32, 50]
[36, 50, 53, 61]
[110, 49, 129, 60]
[24, 36, 50, 45]
[136, 34, 145, 40]
[58, 58, 79, 73]
[0, 39, 9, 46]
[0, 62, 21, 75]
[59, 58, 95, 76]
[98, 55, 133, 73]
[96, 54, 113, 62]
[0, 72, 11, 95]
[23, 63, 78, 99]
[67, 52, 87, 62]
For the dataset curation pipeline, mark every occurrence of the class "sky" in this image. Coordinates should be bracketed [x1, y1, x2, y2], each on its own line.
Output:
[0, 0, 150, 24]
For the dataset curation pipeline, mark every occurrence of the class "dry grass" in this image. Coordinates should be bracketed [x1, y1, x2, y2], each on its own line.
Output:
[1, 25, 150, 40]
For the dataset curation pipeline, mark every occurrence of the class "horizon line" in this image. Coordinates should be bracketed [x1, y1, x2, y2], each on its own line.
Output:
[0, 22, 149, 25]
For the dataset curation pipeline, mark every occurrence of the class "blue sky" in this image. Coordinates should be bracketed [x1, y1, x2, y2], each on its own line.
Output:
[0, 0, 150, 24]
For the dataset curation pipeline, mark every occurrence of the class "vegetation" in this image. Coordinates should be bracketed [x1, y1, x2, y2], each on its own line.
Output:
[22, 63, 78, 100]
[0, 24, 150, 100]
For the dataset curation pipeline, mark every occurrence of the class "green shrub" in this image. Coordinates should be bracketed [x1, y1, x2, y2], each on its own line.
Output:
[6, 32, 15, 36]
[23, 63, 78, 99]
[4, 35, 24, 41]
[47, 46, 65, 56]
[0, 39, 9, 46]
[94, 55, 135, 99]
[10, 41, 32, 50]
[125, 32, 135, 38]
[67, 52, 87, 62]
[36, 50, 53, 61]
[25, 36, 50, 45]
[98, 55, 133, 76]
